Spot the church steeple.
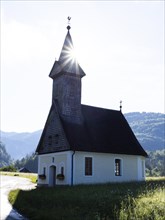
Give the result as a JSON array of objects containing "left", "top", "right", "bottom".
[
  {"left": 49, "top": 19, "right": 85, "bottom": 79},
  {"left": 49, "top": 18, "right": 85, "bottom": 124}
]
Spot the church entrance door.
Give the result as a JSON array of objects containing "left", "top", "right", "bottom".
[{"left": 49, "top": 165, "right": 56, "bottom": 187}]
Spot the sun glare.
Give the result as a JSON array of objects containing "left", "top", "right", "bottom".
[
  {"left": 65, "top": 43, "right": 77, "bottom": 62},
  {"left": 62, "top": 43, "right": 77, "bottom": 64},
  {"left": 69, "top": 47, "right": 77, "bottom": 60}
]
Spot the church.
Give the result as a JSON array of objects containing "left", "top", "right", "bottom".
[{"left": 36, "top": 20, "right": 147, "bottom": 186}]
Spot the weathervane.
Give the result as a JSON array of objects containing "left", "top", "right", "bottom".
[
  {"left": 120, "top": 100, "right": 122, "bottom": 112},
  {"left": 67, "top": 16, "right": 71, "bottom": 30}
]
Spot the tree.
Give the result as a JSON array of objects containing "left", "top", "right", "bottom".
[
  {"left": 0, "top": 142, "right": 12, "bottom": 167},
  {"left": 146, "top": 150, "right": 165, "bottom": 176},
  {"left": 14, "top": 152, "right": 38, "bottom": 173}
]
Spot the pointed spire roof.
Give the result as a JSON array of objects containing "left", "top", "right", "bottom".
[{"left": 49, "top": 25, "right": 85, "bottom": 79}]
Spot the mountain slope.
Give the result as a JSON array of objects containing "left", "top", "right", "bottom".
[
  {"left": 1, "top": 130, "right": 42, "bottom": 159},
  {"left": 125, "top": 112, "right": 164, "bottom": 151}
]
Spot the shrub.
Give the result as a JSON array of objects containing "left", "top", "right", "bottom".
[{"left": 0, "top": 165, "right": 17, "bottom": 172}]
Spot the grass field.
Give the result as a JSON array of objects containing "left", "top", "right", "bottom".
[
  {"left": 8, "top": 176, "right": 165, "bottom": 220},
  {"left": 0, "top": 171, "right": 37, "bottom": 183}
]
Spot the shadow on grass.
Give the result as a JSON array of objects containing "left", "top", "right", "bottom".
[
  {"left": 10, "top": 179, "right": 165, "bottom": 220},
  {"left": 6, "top": 208, "right": 28, "bottom": 220}
]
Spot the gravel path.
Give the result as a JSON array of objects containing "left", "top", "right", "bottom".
[{"left": 0, "top": 175, "right": 36, "bottom": 220}]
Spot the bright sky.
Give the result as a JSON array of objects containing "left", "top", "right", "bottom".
[{"left": 1, "top": 1, "right": 164, "bottom": 132}]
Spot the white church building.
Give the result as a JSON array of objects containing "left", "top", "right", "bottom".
[{"left": 36, "top": 20, "right": 147, "bottom": 186}]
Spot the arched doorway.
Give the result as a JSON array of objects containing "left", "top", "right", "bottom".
[{"left": 49, "top": 165, "right": 56, "bottom": 187}]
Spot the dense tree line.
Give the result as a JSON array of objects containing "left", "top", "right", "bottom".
[
  {"left": 14, "top": 152, "right": 38, "bottom": 173},
  {"left": 0, "top": 142, "right": 37, "bottom": 172},
  {"left": 145, "top": 149, "right": 165, "bottom": 177},
  {"left": 0, "top": 141, "right": 12, "bottom": 167}
]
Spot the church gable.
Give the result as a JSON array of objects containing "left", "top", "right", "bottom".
[{"left": 36, "top": 103, "right": 70, "bottom": 154}]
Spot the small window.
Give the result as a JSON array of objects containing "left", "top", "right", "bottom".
[
  {"left": 43, "top": 167, "right": 46, "bottom": 175},
  {"left": 54, "top": 134, "right": 59, "bottom": 144},
  {"left": 115, "top": 159, "right": 121, "bottom": 176},
  {"left": 85, "top": 157, "right": 92, "bottom": 176},
  {"left": 48, "top": 135, "right": 52, "bottom": 146}
]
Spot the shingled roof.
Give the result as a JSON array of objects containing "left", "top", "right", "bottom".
[
  {"left": 36, "top": 103, "right": 147, "bottom": 157},
  {"left": 62, "top": 104, "right": 147, "bottom": 156}
]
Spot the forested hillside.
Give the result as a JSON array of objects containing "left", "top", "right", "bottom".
[
  {"left": 0, "top": 142, "right": 12, "bottom": 167},
  {"left": 145, "top": 150, "right": 165, "bottom": 176},
  {"left": 125, "top": 112, "right": 164, "bottom": 151}
]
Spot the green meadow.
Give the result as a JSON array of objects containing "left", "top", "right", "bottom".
[
  {"left": 0, "top": 171, "right": 37, "bottom": 183},
  {"left": 8, "top": 176, "right": 165, "bottom": 220}
]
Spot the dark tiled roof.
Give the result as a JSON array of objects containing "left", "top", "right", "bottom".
[{"left": 61, "top": 105, "right": 147, "bottom": 156}]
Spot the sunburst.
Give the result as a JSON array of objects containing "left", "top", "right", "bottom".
[
  {"left": 63, "top": 43, "right": 77, "bottom": 63},
  {"left": 59, "top": 40, "right": 79, "bottom": 73}
]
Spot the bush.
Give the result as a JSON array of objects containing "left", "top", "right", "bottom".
[{"left": 0, "top": 165, "right": 17, "bottom": 172}]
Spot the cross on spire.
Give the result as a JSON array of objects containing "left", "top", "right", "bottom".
[
  {"left": 67, "top": 16, "right": 71, "bottom": 30},
  {"left": 120, "top": 100, "right": 122, "bottom": 112}
]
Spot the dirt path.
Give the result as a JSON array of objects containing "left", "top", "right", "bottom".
[{"left": 0, "top": 175, "right": 36, "bottom": 220}]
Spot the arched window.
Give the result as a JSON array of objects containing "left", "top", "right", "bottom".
[{"left": 43, "top": 167, "right": 46, "bottom": 175}]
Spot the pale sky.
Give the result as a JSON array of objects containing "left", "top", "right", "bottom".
[{"left": 1, "top": 0, "right": 164, "bottom": 132}]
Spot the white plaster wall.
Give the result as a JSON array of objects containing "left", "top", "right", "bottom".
[
  {"left": 37, "top": 151, "right": 72, "bottom": 186},
  {"left": 38, "top": 151, "right": 146, "bottom": 186},
  {"left": 137, "top": 156, "right": 146, "bottom": 181},
  {"left": 73, "top": 151, "right": 145, "bottom": 185}
]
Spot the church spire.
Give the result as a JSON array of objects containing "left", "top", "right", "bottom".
[
  {"left": 49, "top": 18, "right": 85, "bottom": 124},
  {"left": 49, "top": 18, "right": 85, "bottom": 79}
]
